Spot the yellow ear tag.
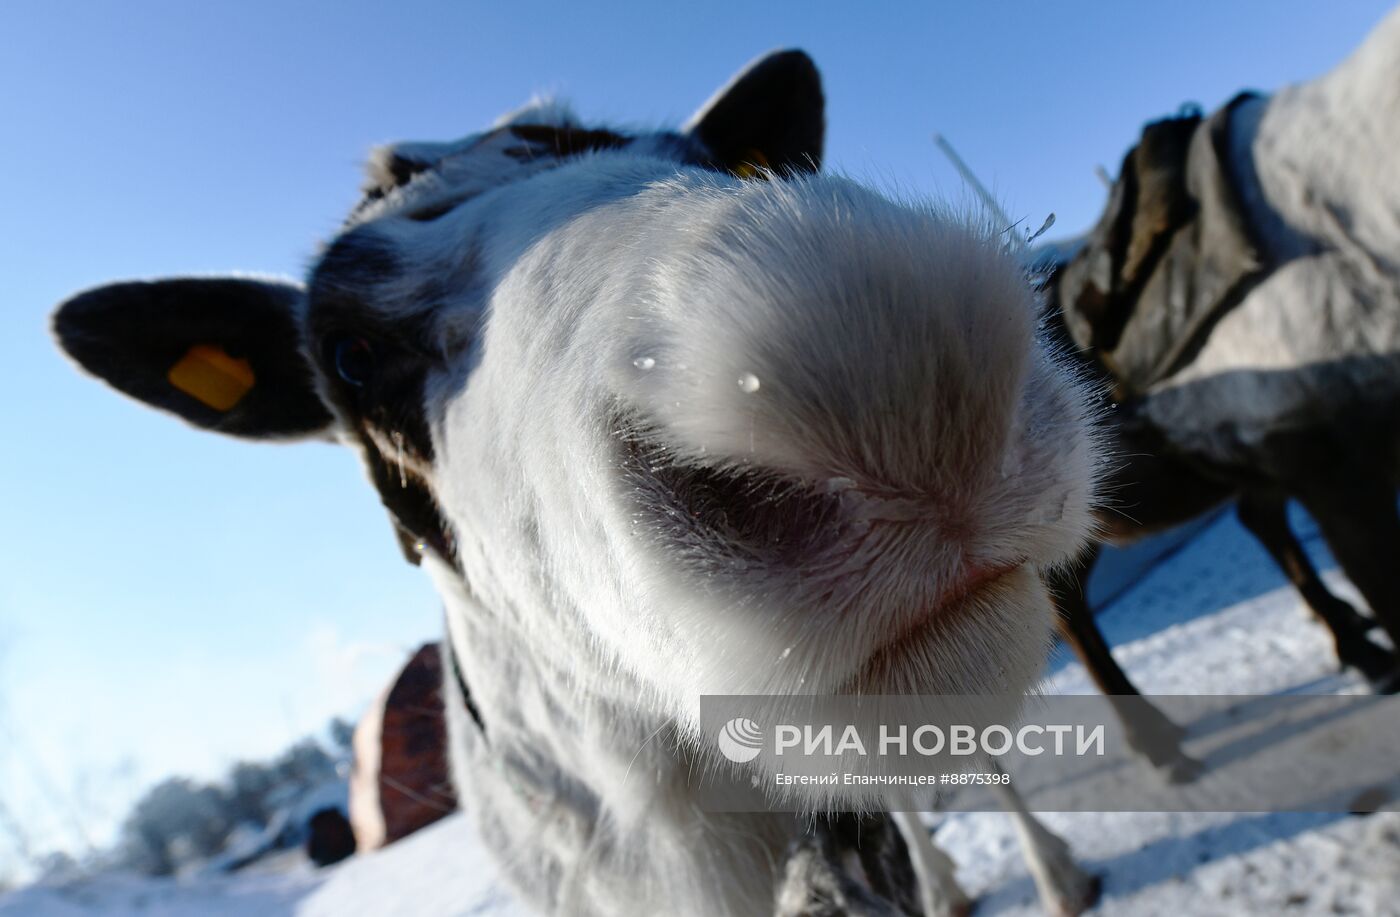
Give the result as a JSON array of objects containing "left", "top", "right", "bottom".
[
  {"left": 732, "top": 148, "right": 770, "bottom": 180},
  {"left": 167, "top": 344, "right": 256, "bottom": 411}
]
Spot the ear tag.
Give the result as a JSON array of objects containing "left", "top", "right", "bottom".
[
  {"left": 167, "top": 344, "right": 256, "bottom": 411},
  {"left": 732, "top": 148, "right": 771, "bottom": 180}
]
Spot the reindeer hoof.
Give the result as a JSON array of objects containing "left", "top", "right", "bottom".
[
  {"left": 1024, "top": 824, "right": 1101, "bottom": 917},
  {"left": 1158, "top": 751, "right": 1206, "bottom": 785},
  {"left": 1132, "top": 735, "right": 1203, "bottom": 784},
  {"left": 948, "top": 900, "right": 976, "bottom": 917},
  {"left": 1043, "top": 871, "right": 1101, "bottom": 917},
  {"left": 1366, "top": 665, "right": 1400, "bottom": 695},
  {"left": 1077, "top": 873, "right": 1104, "bottom": 913},
  {"left": 1124, "top": 706, "right": 1191, "bottom": 773},
  {"left": 1338, "top": 638, "right": 1400, "bottom": 689}
]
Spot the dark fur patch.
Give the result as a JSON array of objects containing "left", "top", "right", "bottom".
[
  {"left": 406, "top": 199, "right": 466, "bottom": 223},
  {"left": 352, "top": 154, "right": 436, "bottom": 221},
  {"left": 442, "top": 637, "right": 486, "bottom": 736},
  {"left": 388, "top": 153, "right": 432, "bottom": 188},
  {"left": 349, "top": 115, "right": 787, "bottom": 227},
  {"left": 505, "top": 124, "right": 632, "bottom": 161},
  {"left": 652, "top": 130, "right": 719, "bottom": 169},
  {"left": 362, "top": 438, "right": 456, "bottom": 564},
  {"left": 308, "top": 232, "right": 459, "bottom": 568},
  {"left": 314, "top": 230, "right": 403, "bottom": 293},
  {"left": 775, "top": 814, "right": 919, "bottom": 916}
]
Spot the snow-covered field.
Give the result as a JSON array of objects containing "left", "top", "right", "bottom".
[
  {"left": 6, "top": 506, "right": 1399, "bottom": 916},
  {"left": 942, "top": 507, "right": 1400, "bottom": 917}
]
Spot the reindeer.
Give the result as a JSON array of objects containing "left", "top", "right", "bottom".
[
  {"left": 52, "top": 52, "right": 1103, "bottom": 915},
  {"left": 1039, "top": 6, "right": 1400, "bottom": 777}
]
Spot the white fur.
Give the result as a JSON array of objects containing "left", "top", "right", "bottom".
[
  {"left": 321, "top": 117, "right": 1103, "bottom": 911},
  {"left": 57, "top": 70, "right": 1102, "bottom": 912}
]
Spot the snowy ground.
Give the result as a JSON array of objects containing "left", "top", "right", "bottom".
[
  {"left": 939, "top": 506, "right": 1400, "bottom": 917},
  {"left": 6, "top": 506, "right": 1399, "bottom": 916}
]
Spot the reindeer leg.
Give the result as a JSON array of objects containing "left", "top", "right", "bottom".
[
  {"left": 890, "top": 811, "right": 972, "bottom": 917},
  {"left": 991, "top": 769, "right": 1100, "bottom": 917},
  {"left": 774, "top": 832, "right": 903, "bottom": 916},
  {"left": 1296, "top": 470, "right": 1400, "bottom": 692},
  {"left": 1050, "top": 556, "right": 1202, "bottom": 782},
  {"left": 1235, "top": 490, "right": 1399, "bottom": 688}
]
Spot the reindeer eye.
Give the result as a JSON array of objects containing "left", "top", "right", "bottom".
[{"left": 331, "top": 336, "right": 375, "bottom": 387}]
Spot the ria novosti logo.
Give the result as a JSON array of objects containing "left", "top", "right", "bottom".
[
  {"left": 715, "top": 714, "right": 1106, "bottom": 765},
  {"left": 717, "top": 717, "right": 764, "bottom": 763}
]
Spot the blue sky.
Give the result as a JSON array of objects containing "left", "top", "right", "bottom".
[{"left": 3, "top": 0, "right": 1395, "bottom": 863}]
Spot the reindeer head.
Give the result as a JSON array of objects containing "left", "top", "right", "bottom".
[{"left": 53, "top": 52, "right": 1099, "bottom": 751}]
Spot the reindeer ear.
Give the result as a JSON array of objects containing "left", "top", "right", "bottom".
[
  {"left": 53, "top": 277, "right": 335, "bottom": 440},
  {"left": 685, "top": 49, "right": 825, "bottom": 177}
]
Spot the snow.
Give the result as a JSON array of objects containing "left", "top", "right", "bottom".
[
  {"left": 0, "top": 863, "right": 315, "bottom": 917},
  {"left": 5, "top": 505, "right": 1398, "bottom": 916},
  {"left": 936, "top": 504, "right": 1400, "bottom": 916},
  {"left": 298, "top": 816, "right": 517, "bottom": 917},
  {"left": 1, "top": 818, "right": 520, "bottom": 917}
]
